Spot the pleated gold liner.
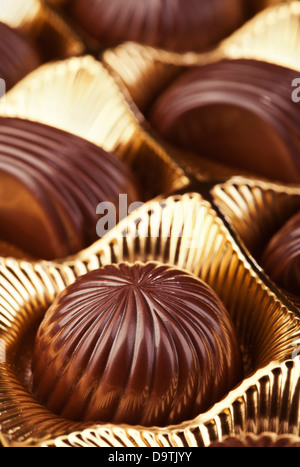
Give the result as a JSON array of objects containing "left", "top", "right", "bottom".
[
  {"left": 211, "top": 177, "right": 300, "bottom": 310},
  {"left": 0, "top": 55, "right": 189, "bottom": 203},
  {"left": 0, "top": 0, "right": 84, "bottom": 61},
  {"left": 220, "top": 0, "right": 300, "bottom": 70},
  {"left": 0, "top": 193, "right": 299, "bottom": 446}
]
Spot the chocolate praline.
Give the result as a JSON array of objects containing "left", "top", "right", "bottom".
[
  {"left": 149, "top": 59, "right": 300, "bottom": 184},
  {"left": 31, "top": 262, "right": 243, "bottom": 427},
  {"left": 70, "top": 0, "right": 244, "bottom": 52},
  {"left": 0, "top": 117, "right": 141, "bottom": 260},
  {"left": 0, "top": 22, "right": 41, "bottom": 90},
  {"left": 260, "top": 211, "right": 300, "bottom": 297}
]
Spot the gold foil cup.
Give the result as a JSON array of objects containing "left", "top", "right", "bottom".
[
  {"left": 0, "top": 0, "right": 84, "bottom": 61},
  {"left": 220, "top": 0, "right": 300, "bottom": 71},
  {"left": 0, "top": 192, "right": 299, "bottom": 446},
  {"left": 211, "top": 176, "right": 300, "bottom": 310}
]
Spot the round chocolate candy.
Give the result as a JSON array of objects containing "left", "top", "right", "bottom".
[
  {"left": 70, "top": 0, "right": 244, "bottom": 52},
  {"left": 149, "top": 59, "right": 300, "bottom": 184},
  {"left": 260, "top": 211, "right": 300, "bottom": 297},
  {"left": 0, "top": 117, "right": 140, "bottom": 260},
  {"left": 0, "top": 22, "right": 41, "bottom": 90},
  {"left": 31, "top": 262, "right": 243, "bottom": 427}
]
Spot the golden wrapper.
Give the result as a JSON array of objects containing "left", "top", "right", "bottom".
[
  {"left": 220, "top": 0, "right": 300, "bottom": 71},
  {"left": 0, "top": 192, "right": 299, "bottom": 447}
]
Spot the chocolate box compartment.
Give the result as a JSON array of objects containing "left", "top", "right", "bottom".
[
  {"left": 0, "top": 192, "right": 299, "bottom": 446},
  {"left": 0, "top": 0, "right": 299, "bottom": 448},
  {"left": 211, "top": 176, "right": 300, "bottom": 310}
]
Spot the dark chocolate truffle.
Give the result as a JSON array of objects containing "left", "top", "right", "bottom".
[
  {"left": 209, "top": 432, "right": 300, "bottom": 447},
  {"left": 0, "top": 22, "right": 41, "bottom": 90},
  {"left": 0, "top": 118, "right": 140, "bottom": 260},
  {"left": 31, "top": 262, "right": 243, "bottom": 427},
  {"left": 261, "top": 211, "right": 300, "bottom": 297},
  {"left": 149, "top": 59, "right": 300, "bottom": 184},
  {"left": 71, "top": 0, "right": 244, "bottom": 52}
]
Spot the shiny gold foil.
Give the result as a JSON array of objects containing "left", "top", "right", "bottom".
[
  {"left": 220, "top": 0, "right": 300, "bottom": 71},
  {"left": 0, "top": 193, "right": 299, "bottom": 446}
]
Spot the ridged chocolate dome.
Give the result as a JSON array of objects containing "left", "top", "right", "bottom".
[
  {"left": 31, "top": 262, "right": 243, "bottom": 427},
  {"left": 150, "top": 59, "right": 300, "bottom": 184},
  {"left": 0, "top": 22, "right": 41, "bottom": 90},
  {"left": 71, "top": 0, "right": 244, "bottom": 52},
  {"left": 0, "top": 117, "right": 140, "bottom": 260},
  {"left": 261, "top": 211, "right": 300, "bottom": 297}
]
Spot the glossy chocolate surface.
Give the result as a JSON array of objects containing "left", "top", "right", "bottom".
[
  {"left": 0, "top": 22, "right": 41, "bottom": 90},
  {"left": 31, "top": 262, "right": 243, "bottom": 427},
  {"left": 150, "top": 59, "right": 300, "bottom": 183},
  {"left": 71, "top": 0, "right": 244, "bottom": 52},
  {"left": 261, "top": 211, "right": 300, "bottom": 297},
  {"left": 0, "top": 118, "right": 140, "bottom": 260}
]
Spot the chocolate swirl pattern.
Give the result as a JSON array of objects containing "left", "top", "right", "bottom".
[
  {"left": 0, "top": 117, "right": 140, "bottom": 260},
  {"left": 31, "top": 262, "right": 243, "bottom": 427},
  {"left": 71, "top": 0, "right": 244, "bottom": 52},
  {"left": 261, "top": 211, "right": 300, "bottom": 297}
]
